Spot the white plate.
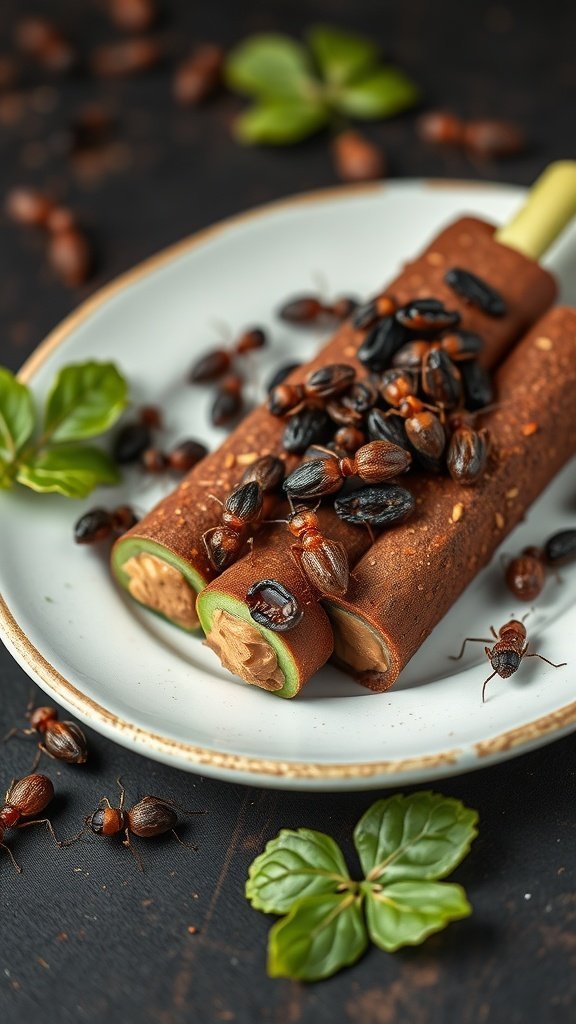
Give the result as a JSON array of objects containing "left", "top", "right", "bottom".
[{"left": 1, "top": 180, "right": 575, "bottom": 791}]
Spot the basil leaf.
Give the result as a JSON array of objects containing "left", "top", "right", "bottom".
[
  {"left": 0, "top": 367, "right": 35, "bottom": 459},
  {"left": 226, "top": 35, "right": 316, "bottom": 99},
  {"left": 268, "top": 894, "right": 367, "bottom": 981},
  {"left": 354, "top": 792, "right": 478, "bottom": 883},
  {"left": 365, "top": 880, "right": 471, "bottom": 952},
  {"left": 234, "top": 99, "right": 328, "bottom": 145},
  {"left": 246, "top": 828, "right": 351, "bottom": 914},
  {"left": 307, "top": 25, "right": 378, "bottom": 87},
  {"left": 16, "top": 444, "right": 120, "bottom": 498},
  {"left": 44, "top": 361, "right": 127, "bottom": 443},
  {"left": 336, "top": 68, "right": 419, "bottom": 119}
]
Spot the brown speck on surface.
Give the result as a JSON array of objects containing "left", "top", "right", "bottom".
[
  {"left": 37, "top": 958, "right": 50, "bottom": 970},
  {"left": 426, "top": 251, "right": 445, "bottom": 265},
  {"left": 56, "top": 932, "right": 68, "bottom": 942},
  {"left": 506, "top": 487, "right": 519, "bottom": 499},
  {"left": 236, "top": 452, "right": 258, "bottom": 465},
  {"left": 535, "top": 336, "right": 553, "bottom": 350},
  {"left": 521, "top": 421, "right": 539, "bottom": 436},
  {"left": 224, "top": 453, "right": 236, "bottom": 469},
  {"left": 344, "top": 345, "right": 356, "bottom": 357},
  {"left": 495, "top": 512, "right": 505, "bottom": 529},
  {"left": 451, "top": 502, "right": 465, "bottom": 523}
]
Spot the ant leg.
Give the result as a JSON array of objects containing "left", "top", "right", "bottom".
[
  {"left": 2, "top": 727, "right": 32, "bottom": 743},
  {"left": 524, "top": 653, "right": 567, "bottom": 669},
  {"left": 59, "top": 825, "right": 89, "bottom": 847},
  {"left": 482, "top": 669, "right": 498, "bottom": 703},
  {"left": 16, "top": 817, "right": 62, "bottom": 849},
  {"left": 363, "top": 522, "right": 376, "bottom": 545},
  {"left": 116, "top": 778, "right": 127, "bottom": 811},
  {"left": 30, "top": 745, "right": 44, "bottom": 771},
  {"left": 207, "top": 494, "right": 224, "bottom": 509},
  {"left": 490, "top": 625, "right": 498, "bottom": 639},
  {"left": 0, "top": 841, "right": 22, "bottom": 874},
  {"left": 450, "top": 637, "right": 492, "bottom": 661},
  {"left": 170, "top": 828, "right": 198, "bottom": 851},
  {"left": 122, "top": 829, "right": 144, "bottom": 872}
]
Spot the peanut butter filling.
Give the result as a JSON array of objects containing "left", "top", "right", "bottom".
[
  {"left": 205, "top": 609, "right": 284, "bottom": 691},
  {"left": 329, "top": 605, "right": 390, "bottom": 675},
  {"left": 123, "top": 553, "right": 199, "bottom": 630}
]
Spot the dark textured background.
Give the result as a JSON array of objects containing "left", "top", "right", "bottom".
[{"left": 1, "top": 2, "right": 575, "bottom": 1022}]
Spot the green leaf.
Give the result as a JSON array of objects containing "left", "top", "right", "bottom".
[
  {"left": 307, "top": 25, "right": 378, "bottom": 87},
  {"left": 234, "top": 99, "right": 328, "bottom": 145},
  {"left": 226, "top": 34, "right": 316, "bottom": 99},
  {"left": 16, "top": 444, "right": 120, "bottom": 498},
  {"left": 354, "top": 792, "right": 478, "bottom": 883},
  {"left": 246, "top": 828, "right": 352, "bottom": 914},
  {"left": 336, "top": 67, "right": 419, "bottom": 119},
  {"left": 44, "top": 361, "right": 127, "bottom": 443},
  {"left": 0, "top": 367, "right": 35, "bottom": 460},
  {"left": 0, "top": 453, "right": 14, "bottom": 489},
  {"left": 365, "top": 880, "right": 471, "bottom": 952},
  {"left": 268, "top": 894, "right": 367, "bottom": 981}
]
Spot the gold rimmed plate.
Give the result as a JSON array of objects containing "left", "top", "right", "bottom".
[{"left": 1, "top": 180, "right": 575, "bottom": 790}]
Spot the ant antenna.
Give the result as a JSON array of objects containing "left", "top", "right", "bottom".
[{"left": 482, "top": 669, "right": 498, "bottom": 703}]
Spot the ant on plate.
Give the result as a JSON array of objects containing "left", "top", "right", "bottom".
[{"left": 451, "top": 615, "right": 567, "bottom": 702}]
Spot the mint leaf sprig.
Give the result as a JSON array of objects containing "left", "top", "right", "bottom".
[
  {"left": 0, "top": 361, "right": 127, "bottom": 498},
  {"left": 246, "top": 791, "right": 478, "bottom": 981},
  {"left": 226, "top": 26, "right": 419, "bottom": 146}
]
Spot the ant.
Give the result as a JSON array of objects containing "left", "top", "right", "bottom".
[
  {"left": 202, "top": 481, "right": 263, "bottom": 571},
  {"left": 63, "top": 778, "right": 206, "bottom": 871},
  {"left": 451, "top": 615, "right": 567, "bottom": 702},
  {"left": 283, "top": 439, "right": 411, "bottom": 500},
  {"left": 0, "top": 774, "right": 60, "bottom": 873},
  {"left": 379, "top": 368, "right": 448, "bottom": 466},
  {"left": 4, "top": 697, "right": 88, "bottom": 769},
  {"left": 445, "top": 410, "right": 490, "bottom": 486},
  {"left": 268, "top": 363, "right": 356, "bottom": 417},
  {"left": 266, "top": 504, "right": 350, "bottom": 598}
]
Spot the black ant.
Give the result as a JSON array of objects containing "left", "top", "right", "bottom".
[
  {"left": 0, "top": 774, "right": 61, "bottom": 873},
  {"left": 451, "top": 616, "right": 567, "bottom": 702},
  {"left": 63, "top": 778, "right": 206, "bottom": 871},
  {"left": 4, "top": 697, "right": 88, "bottom": 769},
  {"left": 202, "top": 481, "right": 263, "bottom": 571}
]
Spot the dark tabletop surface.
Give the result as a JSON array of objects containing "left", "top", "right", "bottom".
[{"left": 1, "top": 1, "right": 575, "bottom": 1022}]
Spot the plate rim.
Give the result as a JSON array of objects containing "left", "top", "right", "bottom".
[{"left": 2, "top": 178, "right": 575, "bottom": 784}]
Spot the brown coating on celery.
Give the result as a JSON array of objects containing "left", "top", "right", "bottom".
[
  {"left": 199, "top": 519, "right": 337, "bottom": 695},
  {"left": 329, "top": 307, "right": 576, "bottom": 690},
  {"left": 112, "top": 217, "right": 555, "bottom": 599}
]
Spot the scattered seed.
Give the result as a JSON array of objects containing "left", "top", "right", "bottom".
[
  {"left": 451, "top": 503, "right": 464, "bottom": 523},
  {"left": 173, "top": 44, "right": 223, "bottom": 105},
  {"left": 521, "top": 421, "right": 538, "bottom": 436},
  {"left": 495, "top": 512, "right": 505, "bottom": 529},
  {"left": 168, "top": 440, "right": 208, "bottom": 473},
  {"left": 444, "top": 267, "right": 507, "bottom": 317},
  {"left": 332, "top": 130, "right": 385, "bottom": 183},
  {"left": 535, "top": 336, "right": 553, "bottom": 351}
]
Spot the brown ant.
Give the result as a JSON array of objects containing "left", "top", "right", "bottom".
[
  {"left": 451, "top": 616, "right": 567, "bottom": 702},
  {"left": 268, "top": 363, "right": 356, "bottom": 417},
  {"left": 0, "top": 774, "right": 61, "bottom": 873},
  {"left": 63, "top": 778, "right": 205, "bottom": 871},
  {"left": 266, "top": 504, "right": 350, "bottom": 598},
  {"left": 4, "top": 697, "right": 88, "bottom": 769},
  {"left": 283, "top": 439, "right": 411, "bottom": 500},
  {"left": 379, "top": 369, "right": 447, "bottom": 466},
  {"left": 202, "top": 481, "right": 263, "bottom": 571}
]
